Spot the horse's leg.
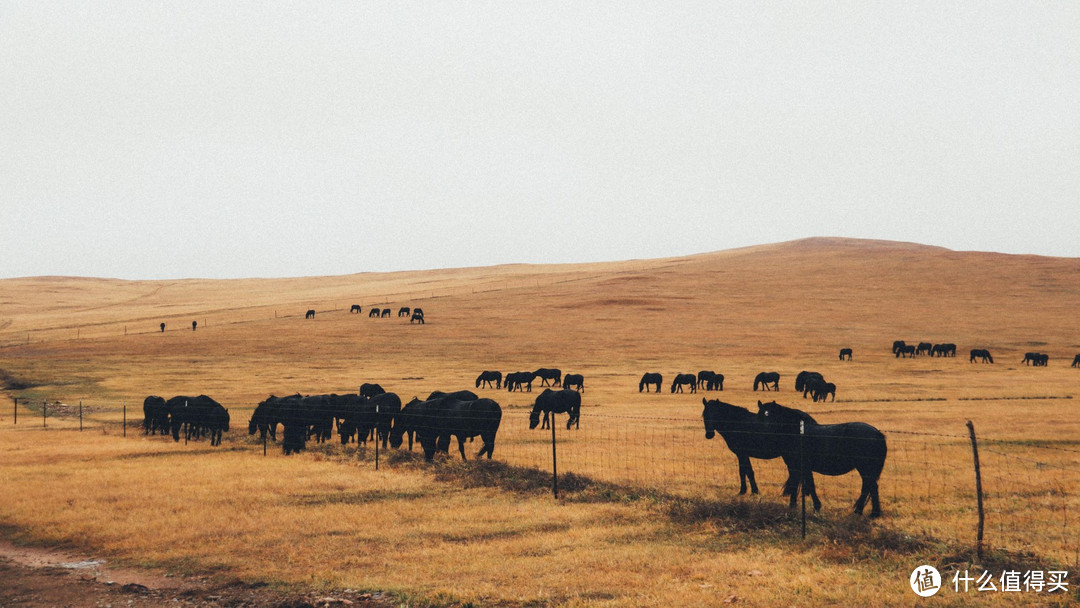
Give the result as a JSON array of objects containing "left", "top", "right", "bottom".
[
  {"left": 736, "top": 455, "right": 752, "bottom": 494},
  {"left": 804, "top": 473, "right": 822, "bottom": 511},
  {"left": 457, "top": 436, "right": 467, "bottom": 461}
]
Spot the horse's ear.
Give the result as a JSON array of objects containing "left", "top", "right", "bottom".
[
  {"left": 702, "top": 398, "right": 707, "bottom": 406},
  {"left": 757, "top": 400, "right": 763, "bottom": 407}
]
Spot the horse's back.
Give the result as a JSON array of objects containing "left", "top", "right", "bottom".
[{"left": 808, "top": 421, "right": 886, "bottom": 475}]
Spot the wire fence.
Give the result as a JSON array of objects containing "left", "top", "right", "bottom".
[{"left": 4, "top": 395, "right": 1079, "bottom": 568}]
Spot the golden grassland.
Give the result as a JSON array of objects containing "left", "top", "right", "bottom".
[{"left": 2, "top": 237, "right": 1080, "bottom": 606}]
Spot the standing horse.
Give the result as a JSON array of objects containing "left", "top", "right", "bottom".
[
  {"left": 1073, "top": 354, "right": 1080, "bottom": 368},
  {"left": 305, "top": 309, "right": 316, "bottom": 319},
  {"left": 562, "top": 373, "right": 584, "bottom": 392},
  {"left": 757, "top": 400, "right": 887, "bottom": 517},
  {"left": 970, "top": 349, "right": 994, "bottom": 363},
  {"left": 753, "top": 372, "right": 780, "bottom": 391},
  {"left": 533, "top": 368, "right": 562, "bottom": 387},
  {"left": 398, "top": 307, "right": 411, "bottom": 317},
  {"left": 639, "top": 372, "right": 663, "bottom": 393},
  {"left": 794, "top": 371, "right": 824, "bottom": 397},
  {"left": 476, "top": 370, "right": 503, "bottom": 389},
  {"left": 838, "top": 348, "right": 852, "bottom": 360},
  {"left": 697, "top": 371, "right": 724, "bottom": 391},
  {"left": 702, "top": 399, "right": 813, "bottom": 498},
  {"left": 529, "top": 388, "right": 581, "bottom": 430},
  {"left": 350, "top": 304, "right": 361, "bottom": 314},
  {"left": 670, "top": 373, "right": 697, "bottom": 393}
]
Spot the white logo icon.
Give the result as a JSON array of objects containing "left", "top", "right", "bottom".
[{"left": 911, "top": 565, "right": 942, "bottom": 597}]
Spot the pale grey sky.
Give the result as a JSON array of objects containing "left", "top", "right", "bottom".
[{"left": 3, "top": 2, "right": 1078, "bottom": 279}]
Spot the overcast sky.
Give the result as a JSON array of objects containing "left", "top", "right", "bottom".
[{"left": 3, "top": 2, "right": 1078, "bottom": 280}]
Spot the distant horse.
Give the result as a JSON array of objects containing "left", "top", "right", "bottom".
[
  {"left": 838, "top": 348, "right": 852, "bottom": 361},
  {"left": 368, "top": 308, "right": 380, "bottom": 318},
  {"left": 350, "top": 305, "right": 361, "bottom": 314},
  {"left": 670, "top": 373, "right": 697, "bottom": 394},
  {"left": 396, "top": 395, "right": 502, "bottom": 461},
  {"left": 192, "top": 320, "right": 197, "bottom": 331},
  {"left": 934, "top": 343, "right": 957, "bottom": 357},
  {"left": 476, "top": 370, "right": 503, "bottom": 389},
  {"left": 305, "top": 309, "right": 316, "bottom": 319},
  {"left": 160, "top": 322, "right": 166, "bottom": 333},
  {"left": 381, "top": 308, "right": 391, "bottom": 318},
  {"left": 895, "top": 344, "right": 916, "bottom": 358},
  {"left": 794, "top": 371, "right": 824, "bottom": 397},
  {"left": 427, "top": 390, "right": 479, "bottom": 401},
  {"left": 891, "top": 340, "right": 907, "bottom": 355},
  {"left": 533, "top": 368, "right": 562, "bottom": 387},
  {"left": 410, "top": 310, "right": 425, "bottom": 324},
  {"left": 505, "top": 371, "right": 536, "bottom": 392},
  {"left": 757, "top": 400, "right": 887, "bottom": 517},
  {"left": 810, "top": 381, "right": 836, "bottom": 403},
  {"left": 970, "top": 349, "right": 994, "bottom": 363},
  {"left": 753, "top": 372, "right": 780, "bottom": 391},
  {"left": 639, "top": 372, "right": 663, "bottom": 393},
  {"left": 530, "top": 388, "right": 581, "bottom": 430},
  {"left": 702, "top": 398, "right": 812, "bottom": 498},
  {"left": 916, "top": 342, "right": 933, "bottom": 356},
  {"left": 698, "top": 371, "right": 724, "bottom": 391},
  {"left": 412, "top": 308, "right": 424, "bottom": 317},
  {"left": 1073, "top": 354, "right": 1080, "bottom": 368},
  {"left": 1022, "top": 352, "right": 1048, "bottom": 366},
  {"left": 398, "top": 307, "right": 411, "bottom": 317},
  {"left": 359, "top": 383, "right": 385, "bottom": 397},
  {"left": 562, "top": 373, "right": 584, "bottom": 392}
]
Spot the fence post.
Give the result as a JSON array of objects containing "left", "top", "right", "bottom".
[
  {"left": 551, "top": 416, "right": 559, "bottom": 499},
  {"left": 966, "top": 420, "right": 985, "bottom": 560},
  {"left": 123, "top": 402, "right": 127, "bottom": 437},
  {"left": 800, "top": 419, "right": 806, "bottom": 539},
  {"left": 13, "top": 397, "right": 16, "bottom": 425},
  {"left": 79, "top": 401, "right": 83, "bottom": 431},
  {"left": 43, "top": 399, "right": 46, "bottom": 428},
  {"left": 375, "top": 403, "right": 380, "bottom": 471}
]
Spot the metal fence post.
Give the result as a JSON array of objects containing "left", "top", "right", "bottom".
[
  {"left": 967, "top": 420, "right": 985, "bottom": 560},
  {"left": 800, "top": 419, "right": 806, "bottom": 539},
  {"left": 551, "top": 416, "right": 559, "bottom": 499}
]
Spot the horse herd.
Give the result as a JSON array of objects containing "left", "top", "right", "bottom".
[
  {"left": 475, "top": 369, "right": 586, "bottom": 393},
  {"left": 892, "top": 340, "right": 1080, "bottom": 367}
]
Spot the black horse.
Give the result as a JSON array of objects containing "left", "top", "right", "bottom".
[
  {"left": 368, "top": 308, "right": 380, "bottom": 318},
  {"left": 970, "top": 348, "right": 994, "bottom": 363},
  {"left": 895, "top": 344, "right": 916, "bottom": 358},
  {"left": 794, "top": 371, "right": 824, "bottom": 397},
  {"left": 360, "top": 383, "right": 385, "bottom": 397},
  {"left": 533, "top": 368, "right": 562, "bottom": 387},
  {"left": 670, "top": 373, "right": 697, "bottom": 394},
  {"left": 639, "top": 372, "right": 663, "bottom": 393},
  {"left": 757, "top": 400, "right": 887, "bottom": 517},
  {"left": 562, "top": 373, "right": 584, "bottom": 392},
  {"left": 398, "top": 307, "right": 411, "bottom": 317},
  {"left": 350, "top": 304, "right": 361, "bottom": 314},
  {"left": 305, "top": 309, "right": 316, "bottom": 319},
  {"left": 160, "top": 322, "right": 165, "bottom": 333},
  {"left": 753, "top": 372, "right": 780, "bottom": 391},
  {"left": 410, "top": 310, "right": 425, "bottom": 324},
  {"left": 505, "top": 371, "right": 536, "bottom": 392},
  {"left": 529, "top": 388, "right": 581, "bottom": 430},
  {"left": 397, "top": 396, "right": 501, "bottom": 460},
  {"left": 380, "top": 308, "right": 391, "bottom": 318},
  {"left": 476, "top": 370, "right": 503, "bottom": 389},
  {"left": 1073, "top": 354, "right": 1080, "bottom": 368},
  {"left": 697, "top": 371, "right": 724, "bottom": 391},
  {"left": 916, "top": 342, "right": 933, "bottom": 356},
  {"left": 167, "top": 395, "right": 229, "bottom": 446},
  {"left": 142, "top": 395, "right": 169, "bottom": 436},
  {"left": 702, "top": 398, "right": 812, "bottom": 498},
  {"left": 810, "top": 381, "right": 836, "bottom": 403},
  {"left": 891, "top": 340, "right": 907, "bottom": 355},
  {"left": 838, "top": 348, "right": 852, "bottom": 361}
]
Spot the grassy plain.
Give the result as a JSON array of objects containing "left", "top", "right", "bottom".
[{"left": 1, "top": 237, "right": 1079, "bottom": 606}]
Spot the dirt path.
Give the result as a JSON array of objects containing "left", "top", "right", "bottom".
[{"left": 0, "top": 541, "right": 393, "bottom": 608}]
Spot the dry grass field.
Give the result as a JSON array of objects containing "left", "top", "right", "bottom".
[{"left": 2, "top": 237, "right": 1079, "bottom": 606}]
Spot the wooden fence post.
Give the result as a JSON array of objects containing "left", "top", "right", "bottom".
[{"left": 966, "top": 420, "right": 985, "bottom": 560}]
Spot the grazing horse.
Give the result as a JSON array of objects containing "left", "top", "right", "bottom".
[
  {"left": 350, "top": 304, "right": 361, "bottom": 314},
  {"left": 368, "top": 308, "right": 380, "bottom": 318},
  {"left": 476, "top": 370, "right": 503, "bottom": 389},
  {"left": 142, "top": 395, "right": 169, "bottom": 436},
  {"left": 810, "top": 381, "right": 836, "bottom": 403},
  {"left": 698, "top": 371, "right": 724, "bottom": 391},
  {"left": 670, "top": 373, "right": 697, "bottom": 394},
  {"left": 757, "top": 400, "right": 887, "bottom": 517},
  {"left": 936, "top": 343, "right": 957, "bottom": 357},
  {"left": 305, "top": 309, "right": 316, "bottom": 319},
  {"left": 702, "top": 399, "right": 812, "bottom": 498},
  {"left": 397, "top": 396, "right": 501, "bottom": 461},
  {"left": 895, "top": 344, "right": 916, "bottom": 358},
  {"left": 916, "top": 342, "right": 933, "bottom": 356},
  {"left": 753, "top": 372, "right": 780, "bottom": 391},
  {"left": 639, "top": 372, "right": 663, "bottom": 393},
  {"left": 891, "top": 340, "right": 907, "bottom": 355},
  {"left": 794, "top": 371, "right": 824, "bottom": 397},
  {"left": 1073, "top": 354, "right": 1080, "bottom": 368},
  {"left": 381, "top": 308, "right": 391, "bottom": 318},
  {"left": 838, "top": 348, "right": 852, "bottom": 361},
  {"left": 1022, "top": 352, "right": 1049, "bottom": 366},
  {"left": 970, "top": 349, "right": 994, "bottom": 363},
  {"left": 398, "top": 307, "right": 411, "bottom": 317},
  {"left": 412, "top": 307, "right": 424, "bottom": 317},
  {"left": 530, "top": 388, "right": 581, "bottom": 430},
  {"left": 505, "top": 371, "right": 536, "bottom": 392},
  {"left": 533, "top": 368, "right": 562, "bottom": 387},
  {"left": 410, "top": 310, "right": 425, "bottom": 324},
  {"left": 562, "top": 373, "right": 584, "bottom": 392}
]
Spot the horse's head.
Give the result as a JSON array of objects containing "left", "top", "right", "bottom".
[
  {"left": 528, "top": 408, "right": 541, "bottom": 429},
  {"left": 702, "top": 398, "right": 717, "bottom": 439}
]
